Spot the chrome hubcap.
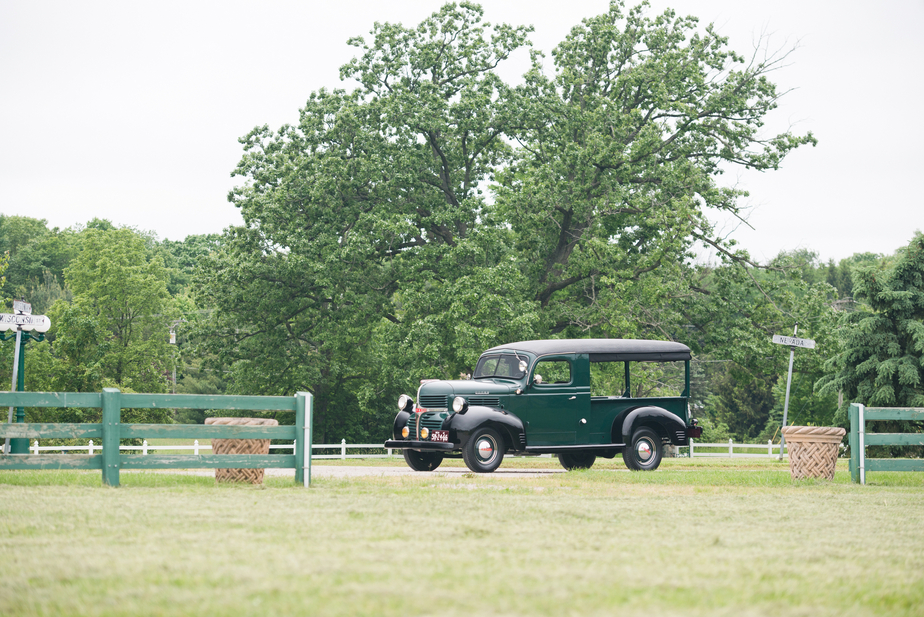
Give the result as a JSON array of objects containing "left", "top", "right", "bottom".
[
  {"left": 636, "top": 440, "right": 652, "bottom": 461},
  {"left": 476, "top": 437, "right": 495, "bottom": 462}
]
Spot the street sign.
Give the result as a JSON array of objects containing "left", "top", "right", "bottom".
[
  {"left": 772, "top": 334, "right": 815, "bottom": 349},
  {"left": 12, "top": 300, "right": 31, "bottom": 315},
  {"left": 0, "top": 313, "right": 51, "bottom": 332}
]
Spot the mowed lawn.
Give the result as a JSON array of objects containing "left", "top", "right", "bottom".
[{"left": 1, "top": 459, "right": 922, "bottom": 617}]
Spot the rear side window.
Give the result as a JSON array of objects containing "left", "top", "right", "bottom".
[{"left": 533, "top": 359, "right": 571, "bottom": 385}]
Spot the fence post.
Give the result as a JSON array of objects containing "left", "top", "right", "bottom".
[
  {"left": 858, "top": 404, "right": 866, "bottom": 485},
  {"left": 729, "top": 438, "right": 733, "bottom": 458},
  {"left": 768, "top": 440, "right": 772, "bottom": 456},
  {"left": 194, "top": 440, "right": 199, "bottom": 455},
  {"left": 89, "top": 440, "right": 94, "bottom": 455},
  {"left": 294, "top": 392, "right": 307, "bottom": 486},
  {"left": 341, "top": 438, "right": 346, "bottom": 460},
  {"left": 849, "top": 403, "right": 859, "bottom": 483},
  {"left": 142, "top": 440, "right": 148, "bottom": 455},
  {"left": 689, "top": 439, "right": 694, "bottom": 459},
  {"left": 32, "top": 440, "right": 39, "bottom": 455},
  {"left": 101, "top": 388, "right": 122, "bottom": 487}
]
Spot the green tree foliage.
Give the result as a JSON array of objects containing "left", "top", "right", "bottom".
[
  {"left": 159, "top": 233, "right": 223, "bottom": 294},
  {"left": 820, "top": 234, "right": 924, "bottom": 409},
  {"left": 195, "top": 3, "right": 536, "bottom": 440},
  {"left": 0, "top": 216, "right": 80, "bottom": 297},
  {"left": 683, "top": 250, "right": 839, "bottom": 439},
  {"left": 194, "top": 2, "right": 816, "bottom": 441},
  {"left": 28, "top": 228, "right": 177, "bottom": 402},
  {"left": 494, "top": 1, "right": 815, "bottom": 335}
]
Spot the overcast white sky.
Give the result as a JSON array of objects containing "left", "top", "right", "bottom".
[{"left": 1, "top": 0, "right": 922, "bottom": 263}]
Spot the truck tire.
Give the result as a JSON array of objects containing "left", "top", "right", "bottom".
[
  {"left": 622, "top": 427, "right": 662, "bottom": 471},
  {"left": 462, "top": 427, "right": 504, "bottom": 473},
  {"left": 558, "top": 451, "right": 597, "bottom": 470},
  {"left": 403, "top": 449, "right": 443, "bottom": 471}
]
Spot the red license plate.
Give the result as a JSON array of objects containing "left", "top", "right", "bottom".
[{"left": 431, "top": 430, "right": 449, "bottom": 442}]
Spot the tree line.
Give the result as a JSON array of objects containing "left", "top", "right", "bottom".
[{"left": 1, "top": 2, "right": 921, "bottom": 449}]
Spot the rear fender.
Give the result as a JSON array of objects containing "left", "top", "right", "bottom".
[
  {"left": 447, "top": 406, "right": 526, "bottom": 452},
  {"left": 617, "top": 406, "right": 688, "bottom": 445}
]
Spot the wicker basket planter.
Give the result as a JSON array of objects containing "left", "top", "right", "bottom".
[
  {"left": 781, "top": 426, "right": 846, "bottom": 480},
  {"left": 205, "top": 417, "right": 278, "bottom": 484}
]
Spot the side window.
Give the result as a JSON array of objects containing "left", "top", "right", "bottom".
[
  {"left": 590, "top": 362, "right": 625, "bottom": 397},
  {"left": 534, "top": 359, "right": 571, "bottom": 385}
]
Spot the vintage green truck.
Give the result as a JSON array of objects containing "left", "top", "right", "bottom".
[{"left": 384, "top": 339, "right": 701, "bottom": 473}]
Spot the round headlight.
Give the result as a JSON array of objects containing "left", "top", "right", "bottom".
[
  {"left": 420, "top": 427, "right": 429, "bottom": 440},
  {"left": 452, "top": 396, "right": 468, "bottom": 413},
  {"left": 401, "top": 426, "right": 409, "bottom": 438},
  {"left": 398, "top": 394, "right": 413, "bottom": 412}
]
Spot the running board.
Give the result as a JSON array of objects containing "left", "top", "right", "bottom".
[{"left": 525, "top": 443, "right": 625, "bottom": 454}]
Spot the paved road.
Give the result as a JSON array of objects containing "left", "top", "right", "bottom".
[{"left": 267, "top": 465, "right": 568, "bottom": 478}]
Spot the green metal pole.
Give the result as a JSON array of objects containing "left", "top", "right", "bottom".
[{"left": 9, "top": 333, "right": 28, "bottom": 454}]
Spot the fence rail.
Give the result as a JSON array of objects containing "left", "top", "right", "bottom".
[
  {"left": 0, "top": 389, "right": 314, "bottom": 486},
  {"left": 23, "top": 436, "right": 797, "bottom": 462},
  {"left": 849, "top": 403, "right": 924, "bottom": 484},
  {"left": 24, "top": 439, "right": 400, "bottom": 460},
  {"left": 684, "top": 439, "right": 787, "bottom": 459}
]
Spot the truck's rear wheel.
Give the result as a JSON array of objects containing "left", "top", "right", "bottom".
[
  {"left": 622, "top": 427, "right": 662, "bottom": 471},
  {"left": 403, "top": 449, "right": 443, "bottom": 472}
]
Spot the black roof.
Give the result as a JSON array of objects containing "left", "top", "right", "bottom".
[{"left": 484, "top": 339, "right": 691, "bottom": 362}]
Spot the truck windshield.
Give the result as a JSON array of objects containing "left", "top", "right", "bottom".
[{"left": 473, "top": 355, "right": 526, "bottom": 379}]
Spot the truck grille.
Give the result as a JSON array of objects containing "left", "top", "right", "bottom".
[
  {"left": 418, "top": 395, "right": 448, "bottom": 409},
  {"left": 405, "top": 412, "right": 446, "bottom": 433}
]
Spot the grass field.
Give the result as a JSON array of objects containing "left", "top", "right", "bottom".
[{"left": 1, "top": 459, "right": 922, "bottom": 616}]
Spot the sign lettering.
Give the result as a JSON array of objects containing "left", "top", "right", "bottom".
[
  {"left": 0, "top": 313, "right": 51, "bottom": 332},
  {"left": 772, "top": 334, "right": 815, "bottom": 349}
]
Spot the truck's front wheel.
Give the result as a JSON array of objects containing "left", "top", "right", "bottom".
[
  {"left": 403, "top": 449, "right": 444, "bottom": 472},
  {"left": 462, "top": 428, "right": 504, "bottom": 473}
]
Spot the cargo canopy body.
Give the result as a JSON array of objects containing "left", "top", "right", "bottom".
[{"left": 486, "top": 339, "right": 692, "bottom": 362}]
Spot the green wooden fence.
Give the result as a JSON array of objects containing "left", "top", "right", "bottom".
[
  {"left": 849, "top": 403, "right": 924, "bottom": 484},
  {"left": 0, "top": 388, "right": 314, "bottom": 487}
]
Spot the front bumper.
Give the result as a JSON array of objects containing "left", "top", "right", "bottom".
[{"left": 384, "top": 440, "right": 457, "bottom": 452}]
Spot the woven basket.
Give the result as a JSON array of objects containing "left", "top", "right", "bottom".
[
  {"left": 781, "top": 426, "right": 846, "bottom": 480},
  {"left": 205, "top": 417, "right": 278, "bottom": 484}
]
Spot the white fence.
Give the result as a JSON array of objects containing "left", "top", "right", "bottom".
[
  {"left": 26, "top": 439, "right": 401, "bottom": 460},
  {"left": 28, "top": 438, "right": 830, "bottom": 461},
  {"left": 685, "top": 439, "right": 787, "bottom": 459}
]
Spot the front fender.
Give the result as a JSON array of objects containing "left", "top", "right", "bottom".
[
  {"left": 447, "top": 406, "right": 526, "bottom": 452},
  {"left": 392, "top": 410, "right": 411, "bottom": 440},
  {"left": 618, "top": 406, "right": 688, "bottom": 445}
]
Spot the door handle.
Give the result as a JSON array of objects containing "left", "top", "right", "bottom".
[{"left": 569, "top": 396, "right": 576, "bottom": 400}]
